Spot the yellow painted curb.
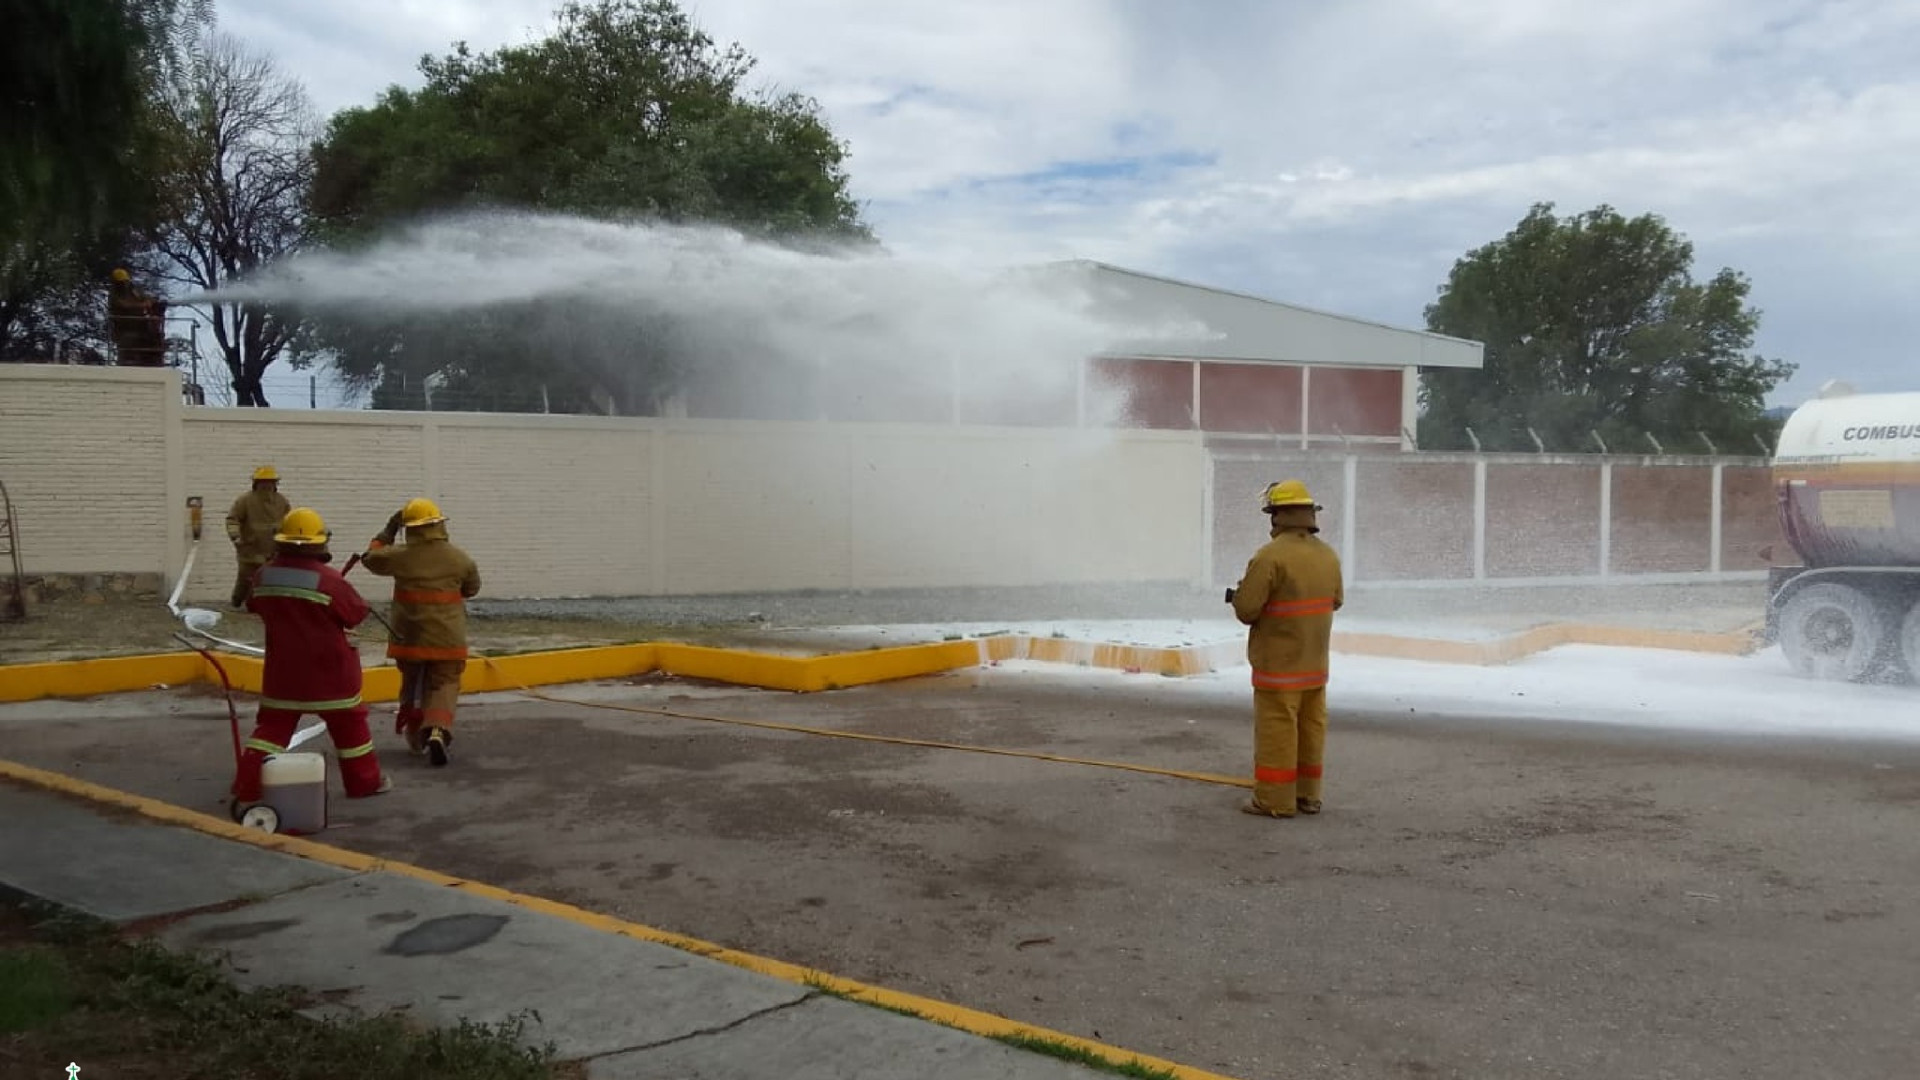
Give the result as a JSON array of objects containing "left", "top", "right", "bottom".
[
  {"left": 1553, "top": 623, "right": 1760, "bottom": 657},
  {"left": 462, "top": 643, "right": 659, "bottom": 697},
  {"left": 0, "top": 759, "right": 1244, "bottom": 1080},
  {"left": 1328, "top": 623, "right": 1759, "bottom": 666},
  {"left": 0, "top": 621, "right": 1763, "bottom": 706},
  {"left": 0, "top": 652, "right": 209, "bottom": 703}
]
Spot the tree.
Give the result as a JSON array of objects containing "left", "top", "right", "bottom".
[
  {"left": 304, "top": 0, "right": 869, "bottom": 413},
  {"left": 145, "top": 33, "right": 316, "bottom": 406},
  {"left": 1419, "top": 203, "right": 1795, "bottom": 455},
  {"left": 1, "top": 0, "right": 211, "bottom": 360}
]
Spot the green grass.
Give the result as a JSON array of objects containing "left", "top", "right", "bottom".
[
  {"left": 1, "top": 899, "right": 572, "bottom": 1080},
  {"left": 0, "top": 946, "right": 72, "bottom": 1032},
  {"left": 802, "top": 974, "right": 927, "bottom": 1020},
  {"left": 990, "top": 1032, "right": 1182, "bottom": 1079},
  {"left": 801, "top": 972, "right": 1181, "bottom": 1079}
]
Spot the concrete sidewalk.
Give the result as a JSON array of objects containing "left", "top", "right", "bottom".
[{"left": 0, "top": 779, "right": 1185, "bottom": 1080}]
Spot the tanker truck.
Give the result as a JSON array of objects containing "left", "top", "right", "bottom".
[{"left": 1766, "top": 383, "right": 1920, "bottom": 683}]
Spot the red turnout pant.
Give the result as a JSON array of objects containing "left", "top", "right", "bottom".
[{"left": 231, "top": 705, "right": 384, "bottom": 802}]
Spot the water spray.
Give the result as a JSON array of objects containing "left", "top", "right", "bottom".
[{"left": 194, "top": 210, "right": 1211, "bottom": 426}]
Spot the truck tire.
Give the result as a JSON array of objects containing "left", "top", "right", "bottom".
[
  {"left": 1777, "top": 583, "right": 1891, "bottom": 682},
  {"left": 1899, "top": 600, "right": 1920, "bottom": 685}
]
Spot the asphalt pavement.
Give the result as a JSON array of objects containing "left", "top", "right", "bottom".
[{"left": 0, "top": 779, "right": 1185, "bottom": 1080}]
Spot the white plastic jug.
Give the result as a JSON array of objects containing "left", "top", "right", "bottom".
[{"left": 255, "top": 752, "right": 328, "bottom": 835}]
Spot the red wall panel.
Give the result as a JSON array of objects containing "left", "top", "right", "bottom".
[
  {"left": 1197, "top": 364, "right": 1303, "bottom": 434},
  {"left": 1090, "top": 358, "right": 1194, "bottom": 429},
  {"left": 1307, "top": 367, "right": 1403, "bottom": 438}
]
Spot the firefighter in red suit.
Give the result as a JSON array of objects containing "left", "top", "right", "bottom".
[{"left": 230, "top": 507, "right": 393, "bottom": 804}]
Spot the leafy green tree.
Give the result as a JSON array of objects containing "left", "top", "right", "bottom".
[
  {"left": 1, "top": 0, "right": 211, "bottom": 361},
  {"left": 1419, "top": 203, "right": 1794, "bottom": 455},
  {"left": 305, "top": 0, "right": 870, "bottom": 412}
]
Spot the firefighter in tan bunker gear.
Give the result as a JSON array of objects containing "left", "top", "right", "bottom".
[
  {"left": 227, "top": 466, "right": 291, "bottom": 609},
  {"left": 362, "top": 497, "right": 481, "bottom": 767},
  {"left": 1229, "top": 480, "right": 1344, "bottom": 818},
  {"left": 106, "top": 267, "right": 168, "bottom": 366}
]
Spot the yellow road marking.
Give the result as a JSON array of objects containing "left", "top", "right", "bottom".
[{"left": 0, "top": 758, "right": 1244, "bottom": 1080}]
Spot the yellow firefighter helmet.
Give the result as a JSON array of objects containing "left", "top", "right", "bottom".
[
  {"left": 111, "top": 267, "right": 131, "bottom": 284},
  {"left": 252, "top": 465, "right": 279, "bottom": 482},
  {"left": 401, "top": 497, "right": 446, "bottom": 528},
  {"left": 1261, "top": 479, "right": 1322, "bottom": 512},
  {"left": 273, "top": 507, "right": 329, "bottom": 546}
]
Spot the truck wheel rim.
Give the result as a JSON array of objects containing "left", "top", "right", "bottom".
[{"left": 1805, "top": 608, "right": 1855, "bottom": 654}]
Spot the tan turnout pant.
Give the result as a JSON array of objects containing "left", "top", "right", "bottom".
[
  {"left": 1250, "top": 686, "right": 1328, "bottom": 814},
  {"left": 397, "top": 659, "right": 466, "bottom": 748}
]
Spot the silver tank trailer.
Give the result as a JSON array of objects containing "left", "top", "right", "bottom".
[{"left": 1767, "top": 385, "right": 1920, "bottom": 683}]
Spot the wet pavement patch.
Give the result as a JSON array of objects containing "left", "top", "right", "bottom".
[{"left": 381, "top": 912, "right": 509, "bottom": 956}]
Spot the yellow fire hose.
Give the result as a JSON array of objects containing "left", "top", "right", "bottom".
[{"left": 476, "top": 656, "right": 1254, "bottom": 791}]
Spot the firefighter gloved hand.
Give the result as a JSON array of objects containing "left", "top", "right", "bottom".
[{"left": 377, "top": 510, "right": 403, "bottom": 545}]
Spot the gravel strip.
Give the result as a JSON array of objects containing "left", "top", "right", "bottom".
[{"left": 468, "top": 579, "right": 1768, "bottom": 631}]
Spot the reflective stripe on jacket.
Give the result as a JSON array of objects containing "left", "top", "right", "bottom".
[
  {"left": 245, "top": 555, "right": 370, "bottom": 710},
  {"left": 361, "top": 523, "right": 481, "bottom": 661},
  {"left": 1230, "top": 529, "right": 1344, "bottom": 692}
]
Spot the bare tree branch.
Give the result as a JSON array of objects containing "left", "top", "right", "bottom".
[{"left": 143, "top": 32, "right": 316, "bottom": 406}]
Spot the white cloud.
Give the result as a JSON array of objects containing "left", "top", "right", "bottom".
[{"left": 216, "top": 0, "right": 1920, "bottom": 402}]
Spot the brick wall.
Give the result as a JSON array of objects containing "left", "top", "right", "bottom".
[
  {"left": 1721, "top": 465, "right": 1787, "bottom": 571},
  {"left": 1209, "top": 450, "right": 1777, "bottom": 589},
  {"left": 179, "top": 411, "right": 430, "bottom": 601},
  {"left": 1610, "top": 464, "right": 1712, "bottom": 574},
  {"left": 0, "top": 366, "right": 175, "bottom": 578},
  {"left": 1354, "top": 460, "right": 1474, "bottom": 580},
  {"left": 148, "top": 392, "right": 1205, "bottom": 601},
  {"left": 1212, "top": 457, "right": 1348, "bottom": 583},
  {"left": 1, "top": 366, "right": 1780, "bottom": 604},
  {"left": 1483, "top": 463, "right": 1604, "bottom": 577}
]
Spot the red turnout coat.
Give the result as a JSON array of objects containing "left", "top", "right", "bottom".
[{"left": 245, "top": 554, "right": 371, "bottom": 711}]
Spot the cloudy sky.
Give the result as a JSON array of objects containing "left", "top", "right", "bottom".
[{"left": 220, "top": 0, "right": 1920, "bottom": 407}]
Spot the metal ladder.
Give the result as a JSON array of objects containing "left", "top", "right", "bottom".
[{"left": 0, "top": 479, "right": 24, "bottom": 620}]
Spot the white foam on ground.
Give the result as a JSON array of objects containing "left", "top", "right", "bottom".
[
  {"left": 774, "top": 617, "right": 1596, "bottom": 648},
  {"left": 980, "top": 644, "right": 1920, "bottom": 742},
  {"left": 800, "top": 620, "right": 1245, "bottom": 648}
]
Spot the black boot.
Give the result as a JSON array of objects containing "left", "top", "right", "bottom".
[{"left": 425, "top": 726, "right": 452, "bottom": 767}]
